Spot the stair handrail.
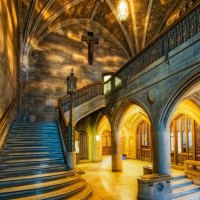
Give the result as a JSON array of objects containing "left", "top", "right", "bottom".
[
  {"left": 58, "top": 81, "right": 103, "bottom": 112},
  {"left": 0, "top": 98, "right": 17, "bottom": 153},
  {"left": 104, "top": 3, "right": 200, "bottom": 95},
  {"left": 0, "top": 98, "right": 17, "bottom": 135}
]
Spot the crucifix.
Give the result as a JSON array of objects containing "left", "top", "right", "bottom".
[{"left": 82, "top": 32, "right": 99, "bottom": 65}]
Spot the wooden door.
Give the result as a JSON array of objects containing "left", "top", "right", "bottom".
[
  {"left": 136, "top": 121, "right": 151, "bottom": 162},
  {"left": 102, "top": 130, "right": 112, "bottom": 155},
  {"left": 79, "top": 131, "right": 88, "bottom": 160}
]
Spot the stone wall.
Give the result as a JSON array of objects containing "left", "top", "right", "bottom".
[
  {"left": 21, "top": 22, "right": 129, "bottom": 121},
  {"left": 0, "top": 0, "right": 19, "bottom": 118}
]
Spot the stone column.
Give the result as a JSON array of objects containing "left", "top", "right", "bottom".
[
  {"left": 152, "top": 122, "right": 171, "bottom": 175},
  {"left": 112, "top": 128, "right": 122, "bottom": 172},
  {"left": 137, "top": 122, "right": 172, "bottom": 200}
]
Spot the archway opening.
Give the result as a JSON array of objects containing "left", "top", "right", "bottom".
[
  {"left": 118, "top": 103, "right": 151, "bottom": 162},
  {"left": 96, "top": 114, "right": 112, "bottom": 159},
  {"left": 170, "top": 99, "right": 200, "bottom": 165}
]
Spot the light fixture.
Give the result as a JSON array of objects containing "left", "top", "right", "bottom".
[
  {"left": 96, "top": 135, "right": 100, "bottom": 141},
  {"left": 117, "top": 0, "right": 129, "bottom": 21}
]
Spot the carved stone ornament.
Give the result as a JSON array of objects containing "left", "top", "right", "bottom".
[
  {"left": 156, "top": 182, "right": 164, "bottom": 192},
  {"left": 147, "top": 89, "right": 156, "bottom": 104}
]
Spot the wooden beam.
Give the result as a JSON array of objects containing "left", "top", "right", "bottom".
[
  {"left": 22, "top": 0, "right": 37, "bottom": 54},
  {"left": 36, "top": 18, "right": 131, "bottom": 59},
  {"left": 28, "top": 0, "right": 56, "bottom": 46},
  {"left": 155, "top": 0, "right": 182, "bottom": 35},
  {"left": 90, "top": 0, "right": 101, "bottom": 21},
  {"left": 142, "top": 0, "right": 154, "bottom": 48},
  {"left": 129, "top": 0, "right": 139, "bottom": 53},
  {"left": 30, "top": 0, "right": 86, "bottom": 48}
]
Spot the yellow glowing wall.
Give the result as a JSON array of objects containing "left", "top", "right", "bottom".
[{"left": 0, "top": 0, "right": 19, "bottom": 118}]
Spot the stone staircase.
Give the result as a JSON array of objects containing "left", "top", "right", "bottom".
[
  {"left": 0, "top": 122, "right": 92, "bottom": 199},
  {"left": 172, "top": 175, "right": 200, "bottom": 199}
]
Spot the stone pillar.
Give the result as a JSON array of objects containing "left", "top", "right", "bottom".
[
  {"left": 112, "top": 129, "right": 122, "bottom": 172},
  {"left": 67, "top": 151, "right": 76, "bottom": 169},
  {"left": 152, "top": 122, "right": 171, "bottom": 175},
  {"left": 137, "top": 122, "right": 172, "bottom": 200}
]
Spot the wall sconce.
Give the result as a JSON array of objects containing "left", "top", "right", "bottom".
[{"left": 96, "top": 135, "right": 100, "bottom": 141}]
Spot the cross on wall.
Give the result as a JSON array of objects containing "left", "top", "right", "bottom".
[{"left": 82, "top": 32, "right": 99, "bottom": 65}]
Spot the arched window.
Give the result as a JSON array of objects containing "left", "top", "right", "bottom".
[
  {"left": 102, "top": 130, "right": 112, "bottom": 155},
  {"left": 170, "top": 114, "right": 200, "bottom": 165}
]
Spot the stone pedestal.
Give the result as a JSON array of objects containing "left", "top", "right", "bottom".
[
  {"left": 67, "top": 151, "right": 76, "bottom": 169},
  {"left": 137, "top": 174, "right": 172, "bottom": 200}
]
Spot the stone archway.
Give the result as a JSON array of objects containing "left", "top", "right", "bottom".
[
  {"left": 116, "top": 102, "right": 152, "bottom": 162},
  {"left": 95, "top": 114, "right": 112, "bottom": 160}
]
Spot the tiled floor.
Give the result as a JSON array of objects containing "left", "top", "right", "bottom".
[{"left": 78, "top": 156, "right": 184, "bottom": 200}]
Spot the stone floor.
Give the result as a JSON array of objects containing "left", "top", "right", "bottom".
[{"left": 78, "top": 156, "right": 185, "bottom": 200}]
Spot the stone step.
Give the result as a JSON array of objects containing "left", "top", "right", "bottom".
[
  {"left": 0, "top": 175, "right": 82, "bottom": 199},
  {"left": 172, "top": 175, "right": 186, "bottom": 181},
  {"left": 0, "top": 153, "right": 64, "bottom": 161},
  {"left": 6, "top": 140, "right": 61, "bottom": 144},
  {"left": 8, "top": 133, "right": 60, "bottom": 138},
  {"left": 13, "top": 122, "right": 57, "bottom": 127},
  {"left": 2, "top": 148, "right": 63, "bottom": 153},
  {"left": 8, "top": 133, "right": 60, "bottom": 140},
  {"left": 5, "top": 143, "right": 62, "bottom": 148},
  {"left": 10, "top": 130, "right": 59, "bottom": 134},
  {"left": 12, "top": 180, "right": 90, "bottom": 200},
  {"left": 0, "top": 158, "right": 65, "bottom": 169},
  {"left": 12, "top": 125, "right": 58, "bottom": 129},
  {"left": 172, "top": 178, "right": 193, "bottom": 189},
  {"left": 0, "top": 171, "right": 69, "bottom": 188},
  {"left": 8, "top": 136, "right": 60, "bottom": 140},
  {"left": 173, "top": 184, "right": 200, "bottom": 198},
  {"left": 2, "top": 151, "right": 63, "bottom": 156},
  {"left": 0, "top": 164, "right": 68, "bottom": 178},
  {"left": 174, "top": 191, "right": 200, "bottom": 199}
]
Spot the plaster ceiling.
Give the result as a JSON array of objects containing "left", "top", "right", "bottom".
[{"left": 20, "top": 0, "right": 197, "bottom": 58}]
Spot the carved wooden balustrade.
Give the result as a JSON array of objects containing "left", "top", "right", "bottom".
[
  {"left": 58, "top": 81, "right": 103, "bottom": 112},
  {"left": 104, "top": 3, "right": 200, "bottom": 94}
]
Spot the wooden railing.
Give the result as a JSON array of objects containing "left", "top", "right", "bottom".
[
  {"left": 0, "top": 98, "right": 17, "bottom": 152},
  {"left": 104, "top": 3, "right": 200, "bottom": 94},
  {"left": 58, "top": 81, "right": 103, "bottom": 112}
]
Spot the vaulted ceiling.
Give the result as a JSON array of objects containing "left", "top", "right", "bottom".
[{"left": 20, "top": 0, "right": 197, "bottom": 58}]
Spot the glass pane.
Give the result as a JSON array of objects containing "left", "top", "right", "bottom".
[
  {"left": 188, "top": 131, "right": 193, "bottom": 153},
  {"left": 142, "top": 132, "right": 144, "bottom": 146},
  {"left": 183, "top": 131, "right": 187, "bottom": 153},
  {"left": 137, "top": 132, "right": 141, "bottom": 149},
  {"left": 103, "top": 75, "right": 111, "bottom": 82},
  {"left": 188, "top": 118, "right": 192, "bottom": 130},
  {"left": 182, "top": 117, "right": 186, "bottom": 131},
  {"left": 178, "top": 132, "right": 181, "bottom": 153}
]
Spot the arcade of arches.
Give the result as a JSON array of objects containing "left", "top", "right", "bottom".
[{"left": 76, "top": 93, "right": 200, "bottom": 167}]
